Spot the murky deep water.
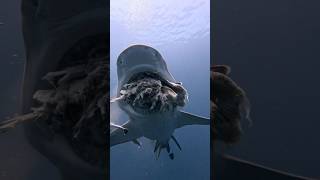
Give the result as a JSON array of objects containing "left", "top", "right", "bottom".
[{"left": 110, "top": 0, "right": 210, "bottom": 179}]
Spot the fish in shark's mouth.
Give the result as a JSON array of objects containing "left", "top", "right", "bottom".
[{"left": 119, "top": 72, "right": 188, "bottom": 114}]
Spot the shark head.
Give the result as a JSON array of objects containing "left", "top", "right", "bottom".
[
  {"left": 115, "top": 45, "right": 188, "bottom": 117},
  {"left": 116, "top": 45, "right": 178, "bottom": 95}
]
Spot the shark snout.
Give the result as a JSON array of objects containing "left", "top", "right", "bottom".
[{"left": 117, "top": 45, "right": 178, "bottom": 89}]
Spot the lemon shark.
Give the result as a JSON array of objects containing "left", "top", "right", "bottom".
[{"left": 110, "top": 45, "right": 210, "bottom": 159}]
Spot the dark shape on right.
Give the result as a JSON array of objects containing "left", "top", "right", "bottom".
[{"left": 211, "top": 65, "right": 316, "bottom": 180}]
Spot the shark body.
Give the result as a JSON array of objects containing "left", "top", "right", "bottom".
[{"left": 110, "top": 45, "right": 209, "bottom": 158}]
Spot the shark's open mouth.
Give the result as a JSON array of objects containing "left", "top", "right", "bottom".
[{"left": 119, "top": 72, "right": 188, "bottom": 114}]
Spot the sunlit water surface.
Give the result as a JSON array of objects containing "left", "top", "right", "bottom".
[{"left": 110, "top": 0, "right": 210, "bottom": 179}]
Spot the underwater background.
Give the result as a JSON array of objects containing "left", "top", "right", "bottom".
[
  {"left": 214, "top": 0, "right": 320, "bottom": 179},
  {"left": 110, "top": 0, "right": 210, "bottom": 180}
]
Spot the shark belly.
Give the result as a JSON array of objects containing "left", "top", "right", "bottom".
[{"left": 137, "top": 113, "right": 176, "bottom": 143}]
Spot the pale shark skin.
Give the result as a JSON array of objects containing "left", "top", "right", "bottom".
[
  {"left": 21, "top": 0, "right": 108, "bottom": 179},
  {"left": 110, "top": 45, "right": 210, "bottom": 157}
]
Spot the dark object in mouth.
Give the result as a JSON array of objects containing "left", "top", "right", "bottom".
[
  {"left": 212, "top": 65, "right": 314, "bottom": 180},
  {"left": 211, "top": 65, "right": 251, "bottom": 143},
  {"left": 1, "top": 57, "right": 109, "bottom": 168},
  {"left": 119, "top": 72, "right": 188, "bottom": 114}
]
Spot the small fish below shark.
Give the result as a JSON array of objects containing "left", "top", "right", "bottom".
[{"left": 110, "top": 45, "right": 210, "bottom": 160}]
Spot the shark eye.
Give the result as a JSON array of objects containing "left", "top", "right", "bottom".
[{"left": 118, "top": 58, "right": 125, "bottom": 66}]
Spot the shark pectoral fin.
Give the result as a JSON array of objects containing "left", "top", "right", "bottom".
[
  {"left": 110, "top": 120, "right": 142, "bottom": 147},
  {"left": 176, "top": 111, "right": 210, "bottom": 128}
]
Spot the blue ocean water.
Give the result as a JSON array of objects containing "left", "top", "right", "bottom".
[{"left": 110, "top": 1, "right": 210, "bottom": 179}]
